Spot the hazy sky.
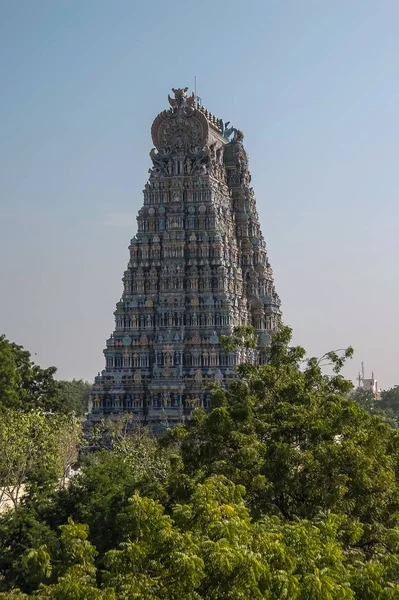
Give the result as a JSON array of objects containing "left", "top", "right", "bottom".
[{"left": 1, "top": 0, "right": 398, "bottom": 388}]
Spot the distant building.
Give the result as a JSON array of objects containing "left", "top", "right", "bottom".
[
  {"left": 357, "top": 363, "right": 381, "bottom": 400},
  {"left": 89, "top": 87, "right": 281, "bottom": 431}
]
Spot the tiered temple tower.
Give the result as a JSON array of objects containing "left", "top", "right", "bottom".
[{"left": 89, "top": 88, "right": 281, "bottom": 430}]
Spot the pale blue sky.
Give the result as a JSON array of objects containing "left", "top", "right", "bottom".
[{"left": 1, "top": 0, "right": 398, "bottom": 388}]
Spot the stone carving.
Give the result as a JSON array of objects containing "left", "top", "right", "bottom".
[
  {"left": 221, "top": 121, "right": 236, "bottom": 141},
  {"left": 168, "top": 87, "right": 195, "bottom": 110},
  {"left": 149, "top": 147, "right": 170, "bottom": 176},
  {"left": 233, "top": 129, "right": 244, "bottom": 143},
  {"left": 185, "top": 157, "right": 192, "bottom": 174}
]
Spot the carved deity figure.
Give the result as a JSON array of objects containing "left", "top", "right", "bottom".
[
  {"left": 168, "top": 87, "right": 195, "bottom": 108},
  {"left": 185, "top": 157, "right": 192, "bottom": 174},
  {"left": 234, "top": 129, "right": 244, "bottom": 143},
  {"left": 162, "top": 391, "right": 171, "bottom": 407}
]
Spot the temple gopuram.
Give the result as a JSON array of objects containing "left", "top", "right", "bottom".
[{"left": 89, "top": 88, "right": 281, "bottom": 431}]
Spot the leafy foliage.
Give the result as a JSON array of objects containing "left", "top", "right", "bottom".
[
  {"left": 54, "top": 380, "right": 91, "bottom": 416},
  {"left": 351, "top": 384, "right": 399, "bottom": 428},
  {"left": 1, "top": 328, "right": 399, "bottom": 598},
  {"left": 0, "top": 336, "right": 90, "bottom": 415},
  {"left": 380, "top": 386, "right": 399, "bottom": 417},
  {"left": 0, "top": 411, "right": 82, "bottom": 511},
  {"left": 0, "top": 336, "right": 58, "bottom": 412}
]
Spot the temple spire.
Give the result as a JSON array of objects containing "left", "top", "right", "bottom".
[{"left": 89, "top": 88, "right": 281, "bottom": 431}]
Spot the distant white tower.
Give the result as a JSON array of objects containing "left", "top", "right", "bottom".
[{"left": 357, "top": 362, "right": 381, "bottom": 400}]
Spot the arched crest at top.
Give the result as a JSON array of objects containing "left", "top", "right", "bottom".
[{"left": 151, "top": 88, "right": 210, "bottom": 151}]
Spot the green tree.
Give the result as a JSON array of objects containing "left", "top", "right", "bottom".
[
  {"left": 54, "top": 380, "right": 91, "bottom": 416},
  {"left": 0, "top": 411, "right": 57, "bottom": 510},
  {"left": 35, "top": 519, "right": 115, "bottom": 600},
  {"left": 0, "top": 506, "right": 58, "bottom": 594},
  {"left": 0, "top": 410, "right": 82, "bottom": 510},
  {"left": 174, "top": 326, "right": 399, "bottom": 528},
  {"left": 2, "top": 328, "right": 399, "bottom": 598},
  {"left": 350, "top": 387, "right": 376, "bottom": 413},
  {"left": 103, "top": 493, "right": 204, "bottom": 599},
  {"left": 0, "top": 336, "right": 58, "bottom": 412},
  {"left": 56, "top": 415, "right": 84, "bottom": 488},
  {"left": 54, "top": 420, "right": 172, "bottom": 554},
  {"left": 350, "top": 385, "right": 399, "bottom": 428},
  {"left": 173, "top": 476, "right": 267, "bottom": 600},
  {"left": 380, "top": 386, "right": 399, "bottom": 421},
  {"left": 0, "top": 591, "right": 29, "bottom": 599}
]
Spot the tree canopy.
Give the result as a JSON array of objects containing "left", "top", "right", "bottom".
[
  {"left": 0, "top": 335, "right": 90, "bottom": 415},
  {"left": 1, "top": 327, "right": 399, "bottom": 598},
  {"left": 351, "top": 383, "right": 399, "bottom": 428},
  {"left": 0, "top": 336, "right": 58, "bottom": 412}
]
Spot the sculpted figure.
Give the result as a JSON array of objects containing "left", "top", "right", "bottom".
[
  {"left": 185, "top": 157, "right": 192, "bottom": 174},
  {"left": 234, "top": 129, "right": 244, "bottom": 143},
  {"left": 149, "top": 147, "right": 167, "bottom": 176},
  {"left": 168, "top": 87, "right": 195, "bottom": 108},
  {"left": 209, "top": 143, "right": 217, "bottom": 162}
]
